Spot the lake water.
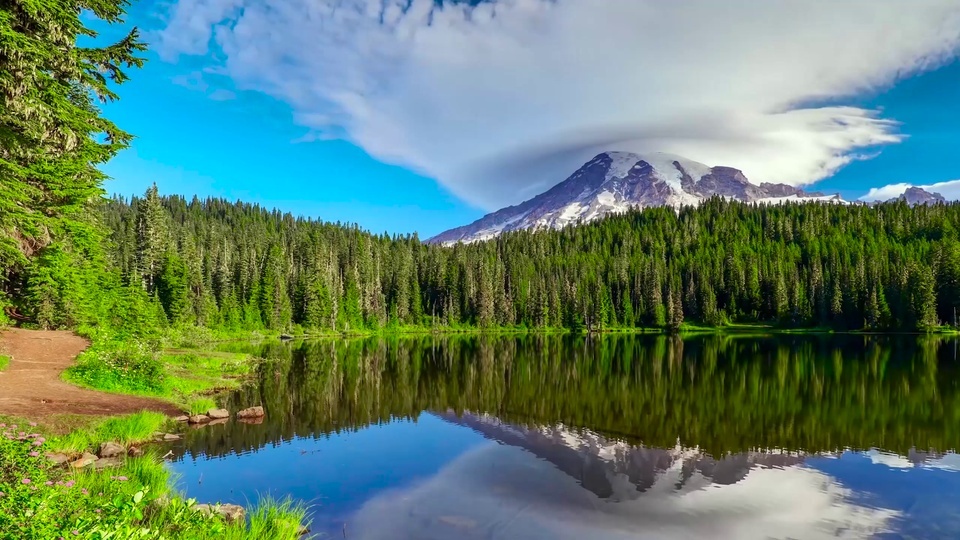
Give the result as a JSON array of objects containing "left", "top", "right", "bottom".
[{"left": 166, "top": 335, "right": 960, "bottom": 539}]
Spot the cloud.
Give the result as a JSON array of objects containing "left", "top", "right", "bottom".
[
  {"left": 158, "top": 0, "right": 960, "bottom": 210},
  {"left": 864, "top": 449, "right": 960, "bottom": 471},
  {"left": 346, "top": 443, "right": 899, "bottom": 539},
  {"left": 207, "top": 88, "right": 236, "bottom": 101},
  {"left": 860, "top": 179, "right": 960, "bottom": 201}
]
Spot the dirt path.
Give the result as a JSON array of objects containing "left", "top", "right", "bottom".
[{"left": 0, "top": 328, "right": 181, "bottom": 419}]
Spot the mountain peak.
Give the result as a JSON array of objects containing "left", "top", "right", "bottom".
[
  {"left": 429, "top": 152, "right": 839, "bottom": 244},
  {"left": 895, "top": 186, "right": 946, "bottom": 206}
]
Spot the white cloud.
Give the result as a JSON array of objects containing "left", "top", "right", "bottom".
[
  {"left": 346, "top": 443, "right": 899, "bottom": 539},
  {"left": 864, "top": 449, "right": 960, "bottom": 471},
  {"left": 158, "top": 0, "right": 960, "bottom": 210},
  {"left": 860, "top": 179, "right": 960, "bottom": 201}
]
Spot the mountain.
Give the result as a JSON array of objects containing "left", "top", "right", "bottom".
[
  {"left": 439, "top": 411, "right": 806, "bottom": 502},
  {"left": 892, "top": 186, "right": 946, "bottom": 206},
  {"left": 429, "top": 152, "right": 843, "bottom": 244}
]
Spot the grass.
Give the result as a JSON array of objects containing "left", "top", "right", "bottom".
[
  {"left": 187, "top": 397, "right": 218, "bottom": 416},
  {"left": 0, "top": 415, "right": 309, "bottom": 539},
  {"left": 0, "top": 354, "right": 9, "bottom": 372},
  {"left": 51, "top": 411, "right": 170, "bottom": 454},
  {"left": 63, "top": 337, "right": 257, "bottom": 413}
]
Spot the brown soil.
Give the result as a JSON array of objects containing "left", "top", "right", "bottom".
[{"left": 0, "top": 328, "right": 181, "bottom": 419}]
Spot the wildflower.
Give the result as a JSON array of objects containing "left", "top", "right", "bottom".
[
  {"left": 37, "top": 437, "right": 45, "bottom": 443},
  {"left": 29, "top": 422, "right": 37, "bottom": 427},
  {"left": 64, "top": 480, "right": 75, "bottom": 488},
  {"left": 0, "top": 423, "right": 5, "bottom": 427},
  {"left": 10, "top": 424, "right": 17, "bottom": 429},
  {"left": 82, "top": 488, "right": 89, "bottom": 495},
  {"left": 45, "top": 481, "right": 53, "bottom": 486},
  {"left": 32, "top": 441, "right": 43, "bottom": 446},
  {"left": 72, "top": 530, "right": 79, "bottom": 536},
  {"left": 0, "top": 491, "right": 5, "bottom": 497},
  {"left": 29, "top": 451, "right": 39, "bottom": 457},
  {"left": 116, "top": 476, "right": 128, "bottom": 482},
  {"left": 21, "top": 478, "right": 31, "bottom": 485},
  {"left": 95, "top": 509, "right": 101, "bottom": 513}
]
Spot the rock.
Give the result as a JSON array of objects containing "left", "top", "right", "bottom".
[
  {"left": 174, "top": 415, "right": 190, "bottom": 423},
  {"left": 237, "top": 406, "right": 265, "bottom": 419},
  {"left": 93, "top": 456, "right": 123, "bottom": 470},
  {"left": 206, "top": 408, "right": 230, "bottom": 420},
  {"left": 219, "top": 504, "right": 245, "bottom": 524},
  {"left": 162, "top": 433, "right": 181, "bottom": 441},
  {"left": 128, "top": 446, "right": 143, "bottom": 457},
  {"left": 98, "top": 441, "right": 125, "bottom": 458},
  {"left": 195, "top": 503, "right": 246, "bottom": 524},
  {"left": 237, "top": 417, "right": 264, "bottom": 425},
  {"left": 188, "top": 415, "right": 210, "bottom": 424},
  {"left": 45, "top": 452, "right": 70, "bottom": 466},
  {"left": 71, "top": 453, "right": 98, "bottom": 469}
]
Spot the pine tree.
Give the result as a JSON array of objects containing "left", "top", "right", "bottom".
[{"left": 1, "top": 0, "right": 145, "bottom": 320}]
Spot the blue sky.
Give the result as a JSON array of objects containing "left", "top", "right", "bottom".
[{"left": 100, "top": 1, "right": 960, "bottom": 237}]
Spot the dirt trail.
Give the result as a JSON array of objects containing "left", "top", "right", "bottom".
[{"left": 0, "top": 328, "right": 180, "bottom": 419}]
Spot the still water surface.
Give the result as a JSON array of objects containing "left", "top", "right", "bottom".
[{"left": 167, "top": 335, "right": 960, "bottom": 539}]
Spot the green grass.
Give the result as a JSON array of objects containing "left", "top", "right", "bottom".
[
  {"left": 63, "top": 336, "right": 258, "bottom": 413},
  {"left": 190, "top": 497, "right": 308, "bottom": 540},
  {"left": 0, "top": 416, "right": 308, "bottom": 539},
  {"left": 52, "top": 411, "right": 169, "bottom": 454},
  {"left": 0, "top": 354, "right": 9, "bottom": 372},
  {"left": 186, "top": 397, "right": 218, "bottom": 415}
]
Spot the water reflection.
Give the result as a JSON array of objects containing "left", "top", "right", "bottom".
[{"left": 167, "top": 335, "right": 960, "bottom": 539}]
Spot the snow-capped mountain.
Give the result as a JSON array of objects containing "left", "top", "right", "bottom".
[
  {"left": 890, "top": 186, "right": 946, "bottom": 206},
  {"left": 429, "top": 152, "right": 843, "bottom": 245},
  {"left": 438, "top": 411, "right": 806, "bottom": 502}
]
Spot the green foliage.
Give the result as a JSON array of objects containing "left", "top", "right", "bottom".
[
  {"left": 66, "top": 339, "right": 167, "bottom": 395},
  {"left": 0, "top": 420, "right": 307, "bottom": 539},
  {"left": 0, "top": 0, "right": 145, "bottom": 326},
  {"left": 52, "top": 411, "right": 169, "bottom": 454},
  {"left": 0, "top": 355, "right": 8, "bottom": 372},
  {"left": 197, "top": 334, "right": 960, "bottom": 459},
  {"left": 101, "top": 194, "right": 960, "bottom": 335},
  {"left": 186, "top": 398, "right": 217, "bottom": 416}
]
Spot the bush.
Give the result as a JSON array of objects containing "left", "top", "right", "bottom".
[{"left": 66, "top": 340, "right": 166, "bottom": 395}]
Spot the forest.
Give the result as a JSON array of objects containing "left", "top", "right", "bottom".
[
  {"left": 87, "top": 191, "right": 960, "bottom": 333},
  {"left": 0, "top": 0, "right": 958, "bottom": 340},
  {"left": 186, "top": 334, "right": 960, "bottom": 458},
  {"left": 4, "top": 184, "right": 960, "bottom": 334}
]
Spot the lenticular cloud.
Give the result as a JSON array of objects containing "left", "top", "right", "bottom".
[{"left": 159, "top": 0, "right": 960, "bottom": 209}]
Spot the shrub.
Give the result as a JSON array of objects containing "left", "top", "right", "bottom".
[{"left": 66, "top": 340, "right": 166, "bottom": 395}]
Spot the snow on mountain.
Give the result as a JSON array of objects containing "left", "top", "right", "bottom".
[
  {"left": 429, "top": 152, "right": 841, "bottom": 245},
  {"left": 438, "top": 411, "right": 807, "bottom": 502}
]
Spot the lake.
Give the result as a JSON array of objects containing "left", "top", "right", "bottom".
[{"left": 166, "top": 335, "right": 960, "bottom": 539}]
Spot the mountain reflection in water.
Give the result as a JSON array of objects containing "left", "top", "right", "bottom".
[{"left": 167, "top": 334, "right": 960, "bottom": 539}]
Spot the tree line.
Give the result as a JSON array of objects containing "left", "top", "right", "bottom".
[
  {"left": 2, "top": 0, "right": 957, "bottom": 336},
  {"left": 86, "top": 188, "right": 960, "bottom": 334},
  {"left": 179, "top": 334, "right": 960, "bottom": 459}
]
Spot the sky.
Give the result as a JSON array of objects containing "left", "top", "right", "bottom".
[{"left": 99, "top": 0, "right": 960, "bottom": 237}]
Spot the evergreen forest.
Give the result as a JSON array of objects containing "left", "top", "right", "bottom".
[{"left": 100, "top": 192, "right": 960, "bottom": 333}]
